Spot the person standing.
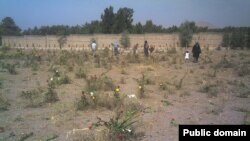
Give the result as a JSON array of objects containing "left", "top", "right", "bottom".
[
  {"left": 144, "top": 40, "right": 149, "bottom": 57},
  {"left": 192, "top": 42, "right": 201, "bottom": 63},
  {"left": 91, "top": 40, "right": 97, "bottom": 56},
  {"left": 113, "top": 41, "right": 119, "bottom": 56},
  {"left": 184, "top": 50, "right": 190, "bottom": 63}
]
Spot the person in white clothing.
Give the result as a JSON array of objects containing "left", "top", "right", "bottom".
[
  {"left": 91, "top": 40, "right": 97, "bottom": 56},
  {"left": 184, "top": 50, "right": 190, "bottom": 63}
]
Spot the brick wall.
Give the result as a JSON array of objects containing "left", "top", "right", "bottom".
[{"left": 2, "top": 33, "right": 222, "bottom": 50}]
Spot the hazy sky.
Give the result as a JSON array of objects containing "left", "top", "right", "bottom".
[{"left": 1, "top": 0, "right": 250, "bottom": 30}]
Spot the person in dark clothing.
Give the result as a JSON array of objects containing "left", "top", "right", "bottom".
[
  {"left": 192, "top": 42, "right": 201, "bottom": 63},
  {"left": 144, "top": 40, "right": 149, "bottom": 57}
]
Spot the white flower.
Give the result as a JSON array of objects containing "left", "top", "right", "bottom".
[
  {"left": 50, "top": 77, "right": 53, "bottom": 81},
  {"left": 128, "top": 94, "right": 136, "bottom": 98},
  {"left": 126, "top": 129, "right": 132, "bottom": 133},
  {"left": 90, "top": 92, "right": 94, "bottom": 96}
]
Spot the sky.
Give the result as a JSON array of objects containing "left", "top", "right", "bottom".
[{"left": 1, "top": 0, "right": 250, "bottom": 30}]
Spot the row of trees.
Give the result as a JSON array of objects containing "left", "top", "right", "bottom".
[
  {"left": 0, "top": 6, "right": 250, "bottom": 48},
  {"left": 0, "top": 6, "right": 209, "bottom": 36},
  {"left": 222, "top": 27, "right": 250, "bottom": 49}
]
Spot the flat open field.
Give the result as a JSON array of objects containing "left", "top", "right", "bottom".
[{"left": 0, "top": 46, "right": 249, "bottom": 141}]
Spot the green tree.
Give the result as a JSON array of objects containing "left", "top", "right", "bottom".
[
  {"left": 222, "top": 32, "right": 231, "bottom": 47},
  {"left": 247, "top": 28, "right": 250, "bottom": 49},
  {"left": 231, "top": 29, "right": 245, "bottom": 49},
  {"left": 0, "top": 17, "right": 21, "bottom": 35},
  {"left": 101, "top": 6, "right": 115, "bottom": 33},
  {"left": 134, "top": 22, "right": 144, "bottom": 34},
  {"left": 179, "top": 21, "right": 196, "bottom": 47},
  {"left": 144, "top": 20, "right": 154, "bottom": 33},
  {"left": 0, "top": 17, "right": 21, "bottom": 45},
  {"left": 113, "top": 7, "right": 134, "bottom": 33},
  {"left": 83, "top": 21, "right": 102, "bottom": 34},
  {"left": 120, "top": 30, "right": 130, "bottom": 48}
]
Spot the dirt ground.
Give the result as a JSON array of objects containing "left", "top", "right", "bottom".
[{"left": 0, "top": 47, "right": 249, "bottom": 141}]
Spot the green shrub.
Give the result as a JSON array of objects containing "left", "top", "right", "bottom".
[
  {"left": 95, "top": 110, "right": 139, "bottom": 141},
  {"left": 0, "top": 94, "right": 10, "bottom": 111},
  {"left": 21, "top": 89, "right": 43, "bottom": 107},
  {"left": 86, "top": 75, "right": 115, "bottom": 92},
  {"left": 200, "top": 82, "right": 218, "bottom": 97},
  {"left": 215, "top": 56, "right": 234, "bottom": 68},
  {"left": 76, "top": 92, "right": 90, "bottom": 110},
  {"left": 43, "top": 87, "right": 58, "bottom": 103},
  {"left": 167, "top": 47, "right": 177, "bottom": 54},
  {"left": 75, "top": 67, "right": 87, "bottom": 79},
  {"left": 238, "top": 64, "right": 250, "bottom": 77},
  {"left": 6, "top": 63, "right": 17, "bottom": 74}
]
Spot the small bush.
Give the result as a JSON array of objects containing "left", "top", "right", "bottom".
[
  {"left": 167, "top": 47, "right": 177, "bottom": 54},
  {"left": 159, "top": 83, "right": 168, "bottom": 91},
  {"left": 0, "top": 94, "right": 10, "bottom": 111},
  {"left": 215, "top": 56, "right": 234, "bottom": 69},
  {"left": 6, "top": 63, "right": 17, "bottom": 75},
  {"left": 207, "top": 68, "right": 217, "bottom": 77},
  {"left": 238, "top": 64, "right": 250, "bottom": 77},
  {"left": 200, "top": 82, "right": 218, "bottom": 97},
  {"left": 43, "top": 87, "right": 58, "bottom": 103},
  {"left": 86, "top": 75, "right": 115, "bottom": 92},
  {"left": 126, "top": 53, "right": 141, "bottom": 63},
  {"left": 0, "top": 45, "right": 11, "bottom": 52},
  {"left": 122, "top": 98, "right": 144, "bottom": 113},
  {"left": 49, "top": 70, "right": 70, "bottom": 87},
  {"left": 75, "top": 67, "right": 87, "bottom": 79},
  {"left": 21, "top": 89, "right": 44, "bottom": 107},
  {"left": 174, "top": 75, "right": 186, "bottom": 90},
  {"left": 76, "top": 92, "right": 90, "bottom": 110},
  {"left": 137, "top": 84, "right": 145, "bottom": 99},
  {"left": 102, "top": 76, "right": 115, "bottom": 91},
  {"left": 97, "top": 92, "right": 120, "bottom": 110},
  {"left": 95, "top": 110, "right": 139, "bottom": 141}
]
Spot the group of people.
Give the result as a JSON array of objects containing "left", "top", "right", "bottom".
[
  {"left": 91, "top": 40, "right": 120, "bottom": 56},
  {"left": 91, "top": 40, "right": 202, "bottom": 63},
  {"left": 143, "top": 40, "right": 155, "bottom": 57},
  {"left": 184, "top": 42, "right": 202, "bottom": 63}
]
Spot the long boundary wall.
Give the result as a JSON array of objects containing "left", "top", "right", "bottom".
[{"left": 2, "top": 33, "right": 222, "bottom": 50}]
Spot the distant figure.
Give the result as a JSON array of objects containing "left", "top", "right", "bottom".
[
  {"left": 149, "top": 45, "right": 155, "bottom": 56},
  {"left": 192, "top": 42, "right": 201, "bottom": 63},
  {"left": 133, "top": 44, "right": 139, "bottom": 55},
  {"left": 112, "top": 41, "right": 120, "bottom": 56},
  {"left": 144, "top": 40, "right": 149, "bottom": 57},
  {"left": 184, "top": 50, "right": 190, "bottom": 63},
  {"left": 91, "top": 40, "right": 97, "bottom": 56}
]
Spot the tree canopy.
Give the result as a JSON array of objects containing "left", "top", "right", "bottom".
[
  {"left": 0, "top": 17, "right": 21, "bottom": 36},
  {"left": 179, "top": 21, "right": 196, "bottom": 47}
]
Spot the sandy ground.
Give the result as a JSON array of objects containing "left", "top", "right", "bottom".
[{"left": 0, "top": 47, "right": 249, "bottom": 141}]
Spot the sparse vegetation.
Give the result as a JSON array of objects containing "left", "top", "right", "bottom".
[
  {"left": 43, "top": 87, "right": 59, "bottom": 103},
  {"left": 0, "top": 38, "right": 249, "bottom": 141},
  {"left": 200, "top": 81, "right": 219, "bottom": 97},
  {"left": 237, "top": 63, "right": 250, "bottom": 77},
  {"left": 75, "top": 67, "right": 87, "bottom": 79},
  {"left": 0, "top": 93, "right": 10, "bottom": 111},
  {"left": 95, "top": 110, "right": 140, "bottom": 141}
]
